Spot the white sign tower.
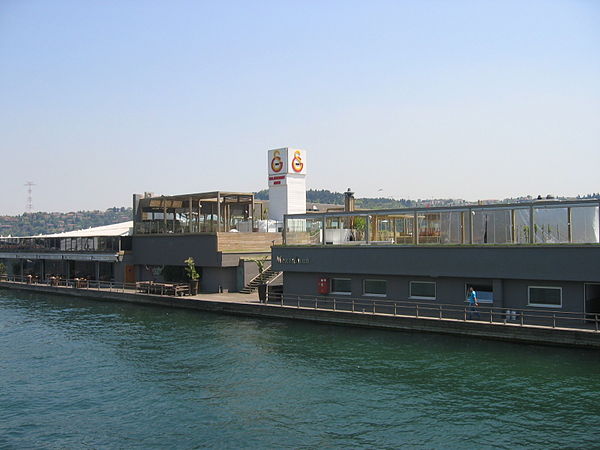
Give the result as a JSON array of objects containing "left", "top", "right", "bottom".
[{"left": 267, "top": 148, "right": 307, "bottom": 222}]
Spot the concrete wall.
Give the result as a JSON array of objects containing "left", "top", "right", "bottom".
[
  {"left": 272, "top": 245, "right": 600, "bottom": 282},
  {"left": 282, "top": 272, "right": 586, "bottom": 312},
  {"left": 133, "top": 234, "right": 221, "bottom": 267},
  {"left": 274, "top": 245, "right": 600, "bottom": 314},
  {"left": 202, "top": 267, "right": 237, "bottom": 293}
]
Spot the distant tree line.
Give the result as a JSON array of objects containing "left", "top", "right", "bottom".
[{"left": 0, "top": 207, "right": 132, "bottom": 237}]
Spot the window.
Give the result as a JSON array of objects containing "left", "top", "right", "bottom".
[
  {"left": 410, "top": 281, "right": 436, "bottom": 299},
  {"left": 528, "top": 286, "right": 562, "bottom": 307},
  {"left": 331, "top": 278, "right": 351, "bottom": 295},
  {"left": 363, "top": 279, "right": 387, "bottom": 296}
]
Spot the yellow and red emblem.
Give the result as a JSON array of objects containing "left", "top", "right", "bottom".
[
  {"left": 271, "top": 150, "right": 283, "bottom": 173},
  {"left": 291, "top": 150, "right": 304, "bottom": 173}
]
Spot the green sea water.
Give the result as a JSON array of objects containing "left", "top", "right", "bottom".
[{"left": 1, "top": 289, "right": 599, "bottom": 449}]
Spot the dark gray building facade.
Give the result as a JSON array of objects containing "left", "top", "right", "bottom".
[{"left": 272, "top": 199, "right": 600, "bottom": 315}]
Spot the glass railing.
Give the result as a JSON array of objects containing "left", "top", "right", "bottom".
[{"left": 283, "top": 200, "right": 600, "bottom": 246}]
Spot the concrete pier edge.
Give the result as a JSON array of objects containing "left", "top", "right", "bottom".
[{"left": 2, "top": 282, "right": 599, "bottom": 350}]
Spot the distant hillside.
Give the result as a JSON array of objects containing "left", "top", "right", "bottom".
[
  {"left": 0, "top": 207, "right": 132, "bottom": 237},
  {"left": 256, "top": 189, "right": 418, "bottom": 209}
]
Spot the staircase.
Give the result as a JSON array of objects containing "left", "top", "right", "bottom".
[{"left": 240, "top": 267, "right": 281, "bottom": 294}]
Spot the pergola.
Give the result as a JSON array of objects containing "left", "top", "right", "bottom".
[{"left": 134, "top": 191, "right": 266, "bottom": 234}]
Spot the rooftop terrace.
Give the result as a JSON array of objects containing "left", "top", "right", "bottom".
[{"left": 283, "top": 199, "right": 600, "bottom": 246}]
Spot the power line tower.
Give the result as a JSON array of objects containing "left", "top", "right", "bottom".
[{"left": 24, "top": 181, "right": 35, "bottom": 213}]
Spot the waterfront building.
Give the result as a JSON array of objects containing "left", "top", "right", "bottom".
[
  {"left": 272, "top": 196, "right": 600, "bottom": 315},
  {"left": 0, "top": 221, "right": 133, "bottom": 282},
  {"left": 0, "top": 191, "right": 281, "bottom": 293},
  {"left": 130, "top": 191, "right": 280, "bottom": 292}
]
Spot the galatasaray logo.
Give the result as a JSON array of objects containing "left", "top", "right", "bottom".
[
  {"left": 271, "top": 150, "right": 283, "bottom": 172},
  {"left": 291, "top": 150, "right": 304, "bottom": 173}
]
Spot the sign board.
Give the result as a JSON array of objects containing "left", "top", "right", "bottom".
[{"left": 268, "top": 148, "right": 307, "bottom": 176}]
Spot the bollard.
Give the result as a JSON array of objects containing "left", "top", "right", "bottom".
[
  {"left": 552, "top": 314, "right": 556, "bottom": 328},
  {"left": 415, "top": 304, "right": 419, "bottom": 318},
  {"left": 297, "top": 296, "right": 300, "bottom": 308},
  {"left": 333, "top": 298, "right": 336, "bottom": 311},
  {"left": 439, "top": 305, "right": 442, "bottom": 320},
  {"left": 394, "top": 303, "right": 397, "bottom": 316}
]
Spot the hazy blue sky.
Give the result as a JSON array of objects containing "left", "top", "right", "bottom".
[{"left": 1, "top": 0, "right": 598, "bottom": 215}]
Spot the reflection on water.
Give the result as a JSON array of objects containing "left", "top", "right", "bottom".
[{"left": 1, "top": 290, "right": 599, "bottom": 448}]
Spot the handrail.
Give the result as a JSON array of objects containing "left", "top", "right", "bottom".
[
  {"left": 263, "top": 292, "right": 600, "bottom": 332},
  {"left": 0, "top": 275, "right": 190, "bottom": 297},
  {"left": 245, "top": 265, "right": 273, "bottom": 286},
  {"left": 266, "top": 271, "right": 283, "bottom": 286}
]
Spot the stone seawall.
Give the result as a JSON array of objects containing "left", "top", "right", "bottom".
[{"left": 2, "top": 282, "right": 599, "bottom": 349}]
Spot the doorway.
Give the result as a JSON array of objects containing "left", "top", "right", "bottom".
[{"left": 584, "top": 283, "right": 600, "bottom": 315}]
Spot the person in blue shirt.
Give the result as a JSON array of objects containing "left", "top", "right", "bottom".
[{"left": 467, "top": 287, "right": 480, "bottom": 319}]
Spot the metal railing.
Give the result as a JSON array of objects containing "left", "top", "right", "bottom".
[
  {"left": 0, "top": 275, "right": 190, "bottom": 297},
  {"left": 264, "top": 292, "right": 600, "bottom": 332}
]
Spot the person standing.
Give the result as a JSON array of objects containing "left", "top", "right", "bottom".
[{"left": 467, "top": 287, "right": 480, "bottom": 319}]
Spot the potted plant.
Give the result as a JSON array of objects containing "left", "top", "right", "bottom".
[
  {"left": 184, "top": 257, "right": 200, "bottom": 295},
  {"left": 0, "top": 262, "right": 6, "bottom": 281}
]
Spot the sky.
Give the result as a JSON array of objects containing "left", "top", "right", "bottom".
[{"left": 0, "top": 0, "right": 599, "bottom": 215}]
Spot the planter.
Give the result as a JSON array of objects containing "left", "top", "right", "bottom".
[
  {"left": 258, "top": 284, "right": 267, "bottom": 302},
  {"left": 189, "top": 280, "right": 199, "bottom": 295}
]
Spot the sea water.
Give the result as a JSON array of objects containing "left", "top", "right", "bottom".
[{"left": 1, "top": 290, "right": 599, "bottom": 449}]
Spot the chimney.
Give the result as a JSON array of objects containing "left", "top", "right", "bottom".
[{"left": 344, "top": 188, "right": 355, "bottom": 212}]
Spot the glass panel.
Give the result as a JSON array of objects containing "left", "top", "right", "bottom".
[
  {"left": 534, "top": 207, "right": 569, "bottom": 243},
  {"left": 529, "top": 287, "right": 561, "bottom": 306},
  {"left": 418, "top": 213, "right": 441, "bottom": 244},
  {"left": 393, "top": 214, "right": 414, "bottom": 244},
  {"left": 331, "top": 278, "right": 351, "bottom": 293},
  {"left": 571, "top": 206, "right": 600, "bottom": 243},
  {"left": 325, "top": 217, "right": 353, "bottom": 244},
  {"left": 514, "top": 208, "right": 531, "bottom": 244},
  {"left": 440, "top": 211, "right": 463, "bottom": 244},
  {"left": 373, "top": 215, "right": 394, "bottom": 243},
  {"left": 364, "top": 279, "right": 387, "bottom": 295},
  {"left": 410, "top": 281, "right": 436, "bottom": 298},
  {"left": 285, "top": 218, "right": 323, "bottom": 245}
]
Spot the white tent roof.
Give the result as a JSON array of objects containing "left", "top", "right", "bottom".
[{"left": 37, "top": 221, "right": 133, "bottom": 238}]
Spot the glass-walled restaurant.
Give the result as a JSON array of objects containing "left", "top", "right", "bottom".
[
  {"left": 133, "top": 191, "right": 266, "bottom": 235},
  {"left": 0, "top": 236, "right": 124, "bottom": 252},
  {"left": 284, "top": 199, "right": 600, "bottom": 246}
]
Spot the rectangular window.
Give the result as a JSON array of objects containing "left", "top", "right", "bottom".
[
  {"left": 330, "top": 278, "right": 351, "bottom": 295},
  {"left": 363, "top": 279, "right": 387, "bottom": 296},
  {"left": 528, "top": 286, "right": 562, "bottom": 307},
  {"left": 410, "top": 281, "right": 436, "bottom": 299}
]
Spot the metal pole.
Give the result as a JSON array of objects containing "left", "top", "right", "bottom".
[
  {"left": 529, "top": 204, "right": 535, "bottom": 244},
  {"left": 333, "top": 297, "right": 336, "bottom": 311},
  {"left": 439, "top": 305, "right": 442, "bottom": 319},
  {"left": 394, "top": 303, "right": 397, "bottom": 316},
  {"left": 552, "top": 314, "right": 556, "bottom": 328},
  {"left": 352, "top": 299, "right": 355, "bottom": 312},
  {"left": 416, "top": 304, "right": 419, "bottom": 318}
]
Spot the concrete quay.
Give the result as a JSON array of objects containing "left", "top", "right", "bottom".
[{"left": 2, "top": 281, "right": 600, "bottom": 350}]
